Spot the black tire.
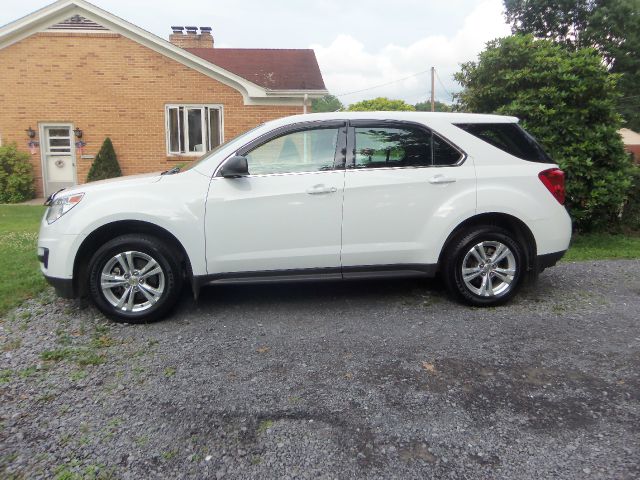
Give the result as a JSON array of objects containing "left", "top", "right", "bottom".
[
  {"left": 87, "top": 234, "right": 183, "bottom": 323},
  {"left": 443, "top": 226, "right": 525, "bottom": 307}
]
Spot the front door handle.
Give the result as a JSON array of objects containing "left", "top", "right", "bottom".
[
  {"left": 429, "top": 174, "right": 457, "bottom": 184},
  {"left": 306, "top": 184, "right": 338, "bottom": 195}
]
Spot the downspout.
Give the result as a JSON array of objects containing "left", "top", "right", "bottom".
[{"left": 303, "top": 93, "right": 309, "bottom": 114}]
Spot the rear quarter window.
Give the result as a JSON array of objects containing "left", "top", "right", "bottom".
[{"left": 455, "top": 123, "right": 553, "bottom": 163}]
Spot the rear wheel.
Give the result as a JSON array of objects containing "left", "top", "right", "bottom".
[
  {"left": 88, "top": 234, "right": 183, "bottom": 323},
  {"left": 443, "top": 226, "right": 524, "bottom": 306}
]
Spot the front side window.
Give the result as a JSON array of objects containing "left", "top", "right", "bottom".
[
  {"left": 166, "top": 105, "right": 222, "bottom": 155},
  {"left": 245, "top": 128, "right": 339, "bottom": 175},
  {"left": 354, "top": 125, "right": 462, "bottom": 168}
]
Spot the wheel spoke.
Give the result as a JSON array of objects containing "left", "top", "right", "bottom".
[
  {"left": 140, "top": 267, "right": 162, "bottom": 280},
  {"left": 493, "top": 271, "right": 512, "bottom": 284},
  {"left": 494, "top": 267, "right": 516, "bottom": 276},
  {"left": 470, "top": 244, "right": 487, "bottom": 263},
  {"left": 492, "top": 245, "right": 511, "bottom": 264},
  {"left": 490, "top": 244, "right": 506, "bottom": 263},
  {"left": 482, "top": 274, "right": 494, "bottom": 296},
  {"left": 138, "top": 258, "right": 158, "bottom": 276},
  {"left": 101, "top": 273, "right": 127, "bottom": 290},
  {"left": 138, "top": 283, "right": 161, "bottom": 305},
  {"left": 115, "top": 286, "right": 133, "bottom": 310},
  {"left": 115, "top": 253, "right": 131, "bottom": 275},
  {"left": 463, "top": 267, "right": 482, "bottom": 282},
  {"left": 126, "top": 287, "right": 135, "bottom": 311}
]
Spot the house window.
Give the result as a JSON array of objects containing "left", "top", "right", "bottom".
[{"left": 165, "top": 104, "right": 223, "bottom": 155}]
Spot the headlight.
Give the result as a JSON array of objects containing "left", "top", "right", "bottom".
[{"left": 46, "top": 193, "right": 84, "bottom": 224}]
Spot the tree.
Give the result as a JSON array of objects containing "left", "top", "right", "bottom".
[
  {"left": 87, "top": 137, "right": 122, "bottom": 182},
  {"left": 311, "top": 94, "right": 344, "bottom": 113},
  {"left": 347, "top": 97, "right": 416, "bottom": 111},
  {"left": 504, "top": 0, "right": 640, "bottom": 129},
  {"left": 455, "top": 34, "right": 635, "bottom": 231},
  {"left": 415, "top": 101, "right": 453, "bottom": 112},
  {"left": 0, "top": 144, "right": 35, "bottom": 203}
]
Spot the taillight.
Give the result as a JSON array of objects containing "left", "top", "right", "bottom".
[{"left": 538, "top": 168, "right": 565, "bottom": 204}]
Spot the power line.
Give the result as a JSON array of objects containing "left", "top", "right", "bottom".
[
  {"left": 334, "top": 69, "right": 431, "bottom": 97},
  {"left": 434, "top": 69, "right": 455, "bottom": 101}
]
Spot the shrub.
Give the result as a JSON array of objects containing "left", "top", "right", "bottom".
[
  {"left": 455, "top": 35, "right": 635, "bottom": 231},
  {"left": 621, "top": 164, "right": 640, "bottom": 232},
  {"left": 87, "top": 137, "right": 122, "bottom": 182},
  {"left": 0, "top": 143, "right": 35, "bottom": 203}
]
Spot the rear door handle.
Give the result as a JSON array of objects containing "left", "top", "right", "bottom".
[
  {"left": 429, "top": 174, "right": 457, "bottom": 184},
  {"left": 306, "top": 184, "right": 338, "bottom": 195}
]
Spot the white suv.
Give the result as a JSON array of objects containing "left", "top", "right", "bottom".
[{"left": 38, "top": 112, "right": 571, "bottom": 322}]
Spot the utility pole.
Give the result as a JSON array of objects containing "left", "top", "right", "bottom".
[{"left": 431, "top": 67, "right": 435, "bottom": 112}]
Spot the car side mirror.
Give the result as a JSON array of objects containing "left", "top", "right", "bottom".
[{"left": 220, "top": 155, "right": 249, "bottom": 178}]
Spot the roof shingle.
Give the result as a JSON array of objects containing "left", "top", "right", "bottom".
[{"left": 185, "top": 48, "right": 326, "bottom": 91}]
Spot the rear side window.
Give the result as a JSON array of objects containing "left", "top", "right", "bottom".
[
  {"left": 353, "top": 126, "right": 463, "bottom": 169},
  {"left": 455, "top": 123, "right": 552, "bottom": 163}
]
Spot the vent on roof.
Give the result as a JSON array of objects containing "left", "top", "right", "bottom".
[{"left": 48, "top": 14, "right": 108, "bottom": 31}]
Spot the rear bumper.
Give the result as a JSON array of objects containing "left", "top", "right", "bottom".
[
  {"left": 44, "top": 275, "right": 76, "bottom": 299},
  {"left": 537, "top": 250, "right": 566, "bottom": 271}
]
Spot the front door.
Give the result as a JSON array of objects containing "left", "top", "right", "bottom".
[
  {"left": 41, "top": 124, "right": 76, "bottom": 196},
  {"left": 205, "top": 122, "right": 346, "bottom": 275}
]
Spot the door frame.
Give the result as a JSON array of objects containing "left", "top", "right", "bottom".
[{"left": 39, "top": 122, "right": 78, "bottom": 196}]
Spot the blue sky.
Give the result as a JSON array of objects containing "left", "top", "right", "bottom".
[{"left": 0, "top": 0, "right": 511, "bottom": 105}]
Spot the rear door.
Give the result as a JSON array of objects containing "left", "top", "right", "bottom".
[{"left": 340, "top": 120, "right": 475, "bottom": 271}]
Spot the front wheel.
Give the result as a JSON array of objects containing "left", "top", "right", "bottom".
[
  {"left": 443, "top": 227, "right": 525, "bottom": 307},
  {"left": 87, "top": 234, "right": 183, "bottom": 323}
]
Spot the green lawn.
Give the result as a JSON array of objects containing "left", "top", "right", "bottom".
[
  {"left": 0, "top": 205, "right": 46, "bottom": 315},
  {"left": 0, "top": 205, "right": 638, "bottom": 315},
  {"left": 563, "top": 232, "right": 640, "bottom": 262}
]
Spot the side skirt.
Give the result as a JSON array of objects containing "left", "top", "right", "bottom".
[{"left": 192, "top": 264, "right": 438, "bottom": 292}]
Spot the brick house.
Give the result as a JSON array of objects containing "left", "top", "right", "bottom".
[
  {"left": 619, "top": 128, "right": 640, "bottom": 163},
  {"left": 0, "top": 0, "right": 327, "bottom": 197}
]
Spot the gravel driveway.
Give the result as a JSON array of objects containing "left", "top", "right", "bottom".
[{"left": 1, "top": 260, "right": 639, "bottom": 479}]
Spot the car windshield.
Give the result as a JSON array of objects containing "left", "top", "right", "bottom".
[{"left": 181, "top": 124, "right": 265, "bottom": 172}]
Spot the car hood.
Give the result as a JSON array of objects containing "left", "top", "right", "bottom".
[{"left": 51, "top": 172, "right": 164, "bottom": 199}]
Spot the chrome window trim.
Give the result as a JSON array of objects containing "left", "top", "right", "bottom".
[
  {"left": 347, "top": 120, "right": 467, "bottom": 169},
  {"left": 214, "top": 120, "right": 347, "bottom": 178}
]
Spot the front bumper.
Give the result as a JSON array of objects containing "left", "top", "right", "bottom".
[{"left": 44, "top": 275, "right": 76, "bottom": 299}]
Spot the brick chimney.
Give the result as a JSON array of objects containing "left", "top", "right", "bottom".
[{"left": 169, "top": 26, "right": 214, "bottom": 49}]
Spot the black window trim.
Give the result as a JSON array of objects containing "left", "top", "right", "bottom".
[
  {"left": 346, "top": 119, "right": 467, "bottom": 170},
  {"left": 453, "top": 122, "right": 553, "bottom": 164},
  {"left": 214, "top": 120, "right": 347, "bottom": 178}
]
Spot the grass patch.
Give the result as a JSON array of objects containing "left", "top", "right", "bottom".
[
  {"left": 0, "top": 205, "right": 47, "bottom": 315},
  {"left": 564, "top": 232, "right": 640, "bottom": 262},
  {"left": 257, "top": 419, "right": 274, "bottom": 434},
  {"left": 41, "top": 347, "right": 105, "bottom": 366}
]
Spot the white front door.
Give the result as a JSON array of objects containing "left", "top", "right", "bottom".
[
  {"left": 41, "top": 125, "right": 76, "bottom": 196},
  {"left": 205, "top": 123, "right": 346, "bottom": 275}
]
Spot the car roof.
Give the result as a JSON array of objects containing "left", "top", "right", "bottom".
[{"left": 265, "top": 111, "right": 519, "bottom": 128}]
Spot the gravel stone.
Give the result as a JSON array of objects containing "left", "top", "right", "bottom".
[{"left": 0, "top": 260, "right": 639, "bottom": 478}]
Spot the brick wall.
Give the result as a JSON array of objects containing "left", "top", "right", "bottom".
[
  {"left": 625, "top": 145, "right": 640, "bottom": 163},
  {"left": 0, "top": 32, "right": 303, "bottom": 197}
]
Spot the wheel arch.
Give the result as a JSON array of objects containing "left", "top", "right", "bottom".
[
  {"left": 438, "top": 212, "right": 538, "bottom": 274},
  {"left": 73, "top": 220, "right": 193, "bottom": 297}
]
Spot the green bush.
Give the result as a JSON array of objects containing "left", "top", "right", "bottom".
[
  {"left": 0, "top": 143, "right": 35, "bottom": 203},
  {"left": 87, "top": 137, "right": 122, "bottom": 182},
  {"left": 455, "top": 35, "right": 635, "bottom": 232},
  {"left": 621, "top": 164, "right": 640, "bottom": 231}
]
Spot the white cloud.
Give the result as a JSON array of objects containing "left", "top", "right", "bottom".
[{"left": 311, "top": 0, "right": 511, "bottom": 106}]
